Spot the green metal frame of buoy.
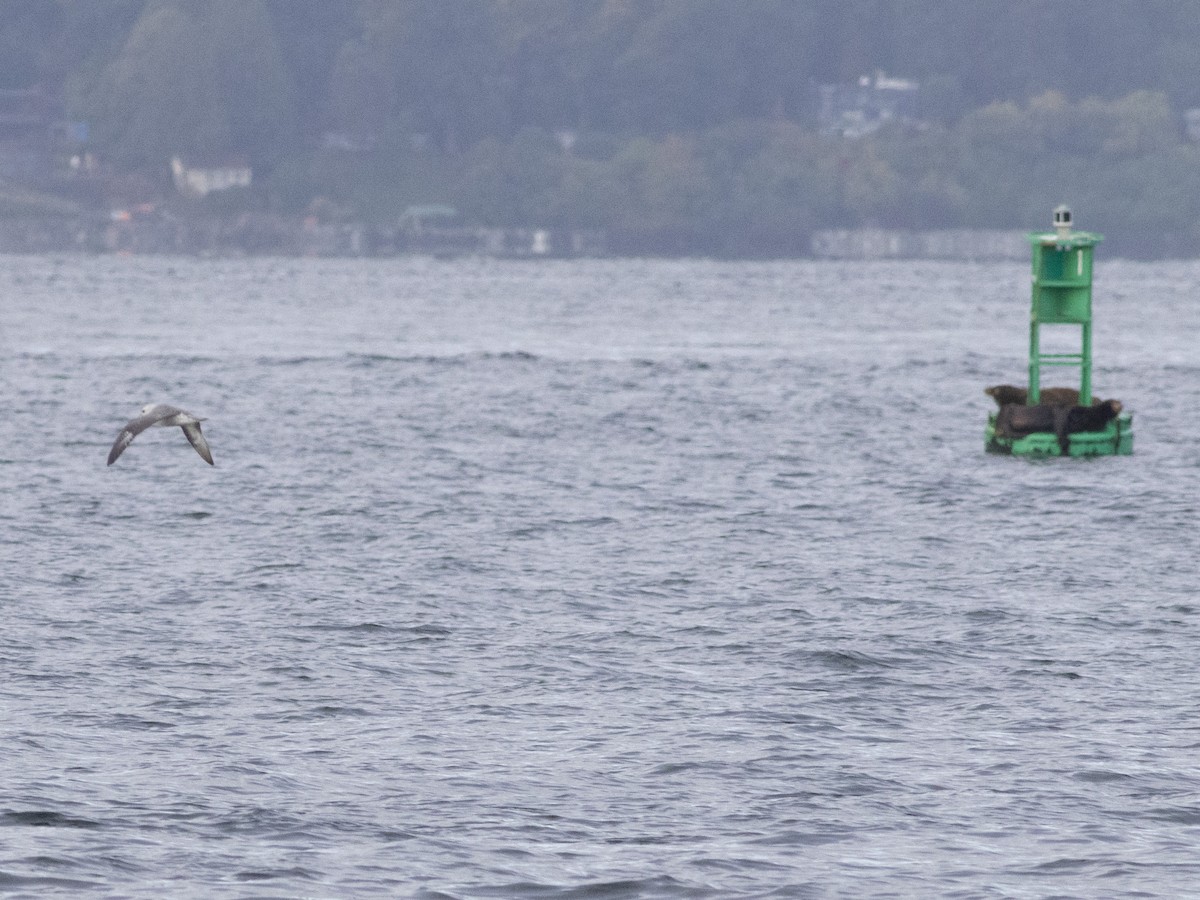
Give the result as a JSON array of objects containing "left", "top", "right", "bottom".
[{"left": 985, "top": 205, "right": 1133, "bottom": 457}]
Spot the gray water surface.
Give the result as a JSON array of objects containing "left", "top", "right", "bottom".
[{"left": 1, "top": 254, "right": 1199, "bottom": 898}]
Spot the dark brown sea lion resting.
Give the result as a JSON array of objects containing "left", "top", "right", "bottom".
[
  {"left": 994, "top": 402, "right": 1067, "bottom": 440},
  {"left": 995, "top": 398, "right": 1123, "bottom": 454},
  {"left": 985, "top": 384, "right": 1029, "bottom": 406},
  {"left": 1065, "top": 399, "right": 1123, "bottom": 434},
  {"left": 985, "top": 385, "right": 1099, "bottom": 407}
]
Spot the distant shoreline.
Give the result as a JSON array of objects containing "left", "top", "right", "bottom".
[{"left": 0, "top": 216, "right": 1182, "bottom": 261}]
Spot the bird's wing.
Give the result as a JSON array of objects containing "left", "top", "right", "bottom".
[
  {"left": 106, "top": 408, "right": 177, "bottom": 465},
  {"left": 181, "top": 423, "right": 214, "bottom": 465}
]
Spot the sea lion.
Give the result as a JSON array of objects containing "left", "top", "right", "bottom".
[
  {"left": 994, "top": 402, "right": 1069, "bottom": 440},
  {"left": 985, "top": 385, "right": 1099, "bottom": 407},
  {"left": 984, "top": 384, "right": 1027, "bottom": 407},
  {"left": 1059, "top": 399, "right": 1124, "bottom": 456},
  {"left": 996, "top": 399, "right": 1123, "bottom": 455},
  {"left": 1065, "top": 399, "right": 1123, "bottom": 434},
  {"left": 1040, "top": 387, "right": 1086, "bottom": 406}
]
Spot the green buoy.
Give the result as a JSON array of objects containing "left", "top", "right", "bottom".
[{"left": 985, "top": 206, "right": 1133, "bottom": 457}]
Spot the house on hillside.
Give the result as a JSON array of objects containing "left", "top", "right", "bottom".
[
  {"left": 170, "top": 156, "right": 252, "bottom": 198},
  {"left": 818, "top": 71, "right": 921, "bottom": 138}
]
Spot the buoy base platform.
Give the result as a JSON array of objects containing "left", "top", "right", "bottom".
[{"left": 985, "top": 413, "right": 1133, "bottom": 457}]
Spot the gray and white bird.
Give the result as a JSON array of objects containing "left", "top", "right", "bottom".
[{"left": 107, "top": 404, "right": 214, "bottom": 466}]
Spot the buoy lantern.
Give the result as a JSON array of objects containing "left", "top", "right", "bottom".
[{"left": 984, "top": 207, "right": 1133, "bottom": 457}]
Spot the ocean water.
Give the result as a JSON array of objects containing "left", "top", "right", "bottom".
[{"left": 1, "top": 253, "right": 1199, "bottom": 898}]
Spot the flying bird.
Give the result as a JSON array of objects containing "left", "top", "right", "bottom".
[{"left": 107, "top": 404, "right": 214, "bottom": 466}]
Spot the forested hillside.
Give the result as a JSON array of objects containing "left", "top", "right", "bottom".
[{"left": 6, "top": 0, "right": 1200, "bottom": 254}]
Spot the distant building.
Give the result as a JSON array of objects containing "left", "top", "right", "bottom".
[
  {"left": 170, "top": 156, "right": 252, "bottom": 198},
  {"left": 818, "top": 71, "right": 921, "bottom": 138}
]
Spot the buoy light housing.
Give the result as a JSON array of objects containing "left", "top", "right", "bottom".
[{"left": 1053, "top": 204, "right": 1072, "bottom": 241}]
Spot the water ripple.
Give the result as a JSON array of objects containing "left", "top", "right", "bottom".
[{"left": 0, "top": 256, "right": 1197, "bottom": 897}]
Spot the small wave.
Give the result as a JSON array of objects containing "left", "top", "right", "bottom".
[
  {"left": 234, "top": 866, "right": 319, "bottom": 882},
  {"left": 0, "top": 871, "right": 103, "bottom": 890},
  {"left": 0, "top": 810, "right": 104, "bottom": 829},
  {"left": 789, "top": 648, "right": 895, "bottom": 672},
  {"left": 468, "top": 876, "right": 711, "bottom": 899},
  {"left": 298, "top": 622, "right": 451, "bottom": 640}
]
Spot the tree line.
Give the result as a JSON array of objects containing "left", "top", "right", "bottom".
[{"left": 6, "top": 0, "right": 1200, "bottom": 254}]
